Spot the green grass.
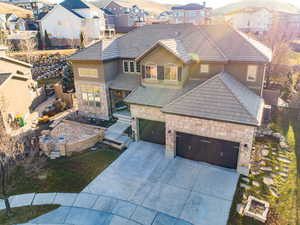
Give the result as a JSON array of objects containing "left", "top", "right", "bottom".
[
  {"left": 228, "top": 108, "right": 299, "bottom": 225},
  {"left": 4, "top": 148, "right": 121, "bottom": 196},
  {"left": 0, "top": 205, "right": 59, "bottom": 225}
]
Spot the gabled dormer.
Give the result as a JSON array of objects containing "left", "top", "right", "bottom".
[{"left": 135, "top": 39, "right": 192, "bottom": 88}]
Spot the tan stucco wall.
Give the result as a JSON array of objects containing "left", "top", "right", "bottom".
[
  {"left": 130, "top": 104, "right": 165, "bottom": 122},
  {"left": 72, "top": 61, "right": 105, "bottom": 83},
  {"left": 0, "top": 77, "right": 33, "bottom": 119},
  {"left": 165, "top": 114, "right": 256, "bottom": 175},
  {"left": 0, "top": 59, "right": 31, "bottom": 76}
]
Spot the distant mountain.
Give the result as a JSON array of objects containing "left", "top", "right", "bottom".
[
  {"left": 92, "top": 0, "right": 170, "bottom": 15},
  {"left": 0, "top": 2, "right": 33, "bottom": 18},
  {"left": 214, "top": 0, "right": 300, "bottom": 15}
]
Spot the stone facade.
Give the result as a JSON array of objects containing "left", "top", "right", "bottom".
[
  {"left": 130, "top": 104, "right": 256, "bottom": 176},
  {"left": 75, "top": 80, "right": 110, "bottom": 120},
  {"left": 165, "top": 114, "right": 256, "bottom": 175}
]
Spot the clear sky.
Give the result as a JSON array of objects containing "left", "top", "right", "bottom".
[{"left": 50, "top": 0, "right": 300, "bottom": 9}]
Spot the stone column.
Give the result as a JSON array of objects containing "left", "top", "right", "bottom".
[
  {"left": 165, "top": 127, "right": 176, "bottom": 158},
  {"left": 132, "top": 118, "right": 140, "bottom": 141}
]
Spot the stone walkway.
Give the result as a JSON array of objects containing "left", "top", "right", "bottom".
[{"left": 0, "top": 192, "right": 194, "bottom": 225}]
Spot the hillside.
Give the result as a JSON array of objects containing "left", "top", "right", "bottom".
[
  {"left": 92, "top": 0, "right": 170, "bottom": 15},
  {"left": 214, "top": 0, "right": 299, "bottom": 15},
  {"left": 0, "top": 2, "right": 33, "bottom": 18}
]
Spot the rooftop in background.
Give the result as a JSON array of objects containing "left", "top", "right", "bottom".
[
  {"left": 0, "top": 2, "right": 33, "bottom": 18},
  {"left": 171, "top": 3, "right": 205, "bottom": 11},
  {"left": 214, "top": 0, "right": 300, "bottom": 15}
]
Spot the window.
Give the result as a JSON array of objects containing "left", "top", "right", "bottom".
[
  {"left": 200, "top": 64, "right": 209, "bottom": 73},
  {"left": 164, "top": 64, "right": 178, "bottom": 81},
  {"left": 145, "top": 64, "right": 157, "bottom": 80},
  {"left": 136, "top": 62, "right": 141, "bottom": 73},
  {"left": 129, "top": 61, "right": 135, "bottom": 72},
  {"left": 80, "top": 85, "right": 101, "bottom": 108},
  {"left": 247, "top": 65, "right": 258, "bottom": 81},
  {"left": 123, "top": 61, "right": 129, "bottom": 73},
  {"left": 78, "top": 68, "right": 98, "bottom": 78}
]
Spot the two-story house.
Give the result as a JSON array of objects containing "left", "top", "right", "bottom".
[
  {"left": 39, "top": 0, "right": 106, "bottom": 47},
  {"left": 68, "top": 24, "right": 272, "bottom": 176},
  {"left": 171, "top": 3, "right": 211, "bottom": 25}
]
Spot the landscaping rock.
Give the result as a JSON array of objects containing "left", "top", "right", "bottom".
[
  {"left": 282, "top": 167, "right": 289, "bottom": 173},
  {"left": 262, "top": 156, "right": 271, "bottom": 161},
  {"left": 240, "top": 183, "right": 251, "bottom": 190},
  {"left": 242, "top": 177, "right": 250, "bottom": 183},
  {"left": 251, "top": 170, "right": 260, "bottom": 175},
  {"left": 236, "top": 203, "right": 245, "bottom": 215},
  {"left": 263, "top": 177, "right": 274, "bottom": 186},
  {"left": 252, "top": 181, "right": 260, "bottom": 187},
  {"left": 278, "top": 171, "right": 288, "bottom": 178},
  {"left": 262, "top": 149, "right": 269, "bottom": 156},
  {"left": 277, "top": 157, "right": 291, "bottom": 164},
  {"left": 260, "top": 161, "right": 266, "bottom": 166},
  {"left": 261, "top": 166, "right": 272, "bottom": 172},
  {"left": 91, "top": 147, "right": 97, "bottom": 151},
  {"left": 273, "top": 133, "right": 281, "bottom": 139},
  {"left": 280, "top": 141, "right": 288, "bottom": 149},
  {"left": 270, "top": 187, "right": 280, "bottom": 198}
]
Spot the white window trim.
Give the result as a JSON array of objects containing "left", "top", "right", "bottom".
[
  {"left": 145, "top": 63, "right": 158, "bottom": 80},
  {"left": 123, "top": 60, "right": 140, "bottom": 74},
  {"left": 200, "top": 64, "right": 209, "bottom": 73},
  {"left": 247, "top": 65, "right": 258, "bottom": 82},
  {"left": 164, "top": 63, "right": 178, "bottom": 81}
]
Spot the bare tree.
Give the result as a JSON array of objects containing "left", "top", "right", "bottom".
[
  {"left": 0, "top": 112, "right": 23, "bottom": 216},
  {"left": 18, "top": 36, "right": 36, "bottom": 63}
]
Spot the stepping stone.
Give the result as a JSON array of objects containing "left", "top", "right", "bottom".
[
  {"left": 270, "top": 187, "right": 280, "bottom": 198},
  {"left": 10, "top": 193, "right": 35, "bottom": 208},
  {"left": 278, "top": 171, "right": 288, "bottom": 178},
  {"left": 33, "top": 193, "right": 57, "bottom": 205},
  {"left": 241, "top": 177, "right": 250, "bottom": 183},
  {"left": 272, "top": 152, "right": 277, "bottom": 156},
  {"left": 262, "top": 149, "right": 269, "bottom": 156},
  {"left": 240, "top": 183, "right": 251, "bottom": 190},
  {"left": 53, "top": 193, "right": 78, "bottom": 206},
  {"left": 272, "top": 148, "right": 277, "bottom": 151},
  {"left": 251, "top": 170, "right": 260, "bottom": 175},
  {"left": 73, "top": 193, "right": 98, "bottom": 208},
  {"left": 263, "top": 177, "right": 274, "bottom": 186},
  {"left": 282, "top": 167, "right": 289, "bottom": 173},
  {"left": 260, "top": 161, "right": 266, "bottom": 166},
  {"left": 278, "top": 157, "right": 291, "bottom": 164},
  {"left": 275, "top": 166, "right": 279, "bottom": 170},
  {"left": 262, "top": 156, "right": 271, "bottom": 161},
  {"left": 261, "top": 166, "right": 272, "bottom": 172},
  {"left": 280, "top": 142, "right": 288, "bottom": 149},
  {"left": 252, "top": 181, "right": 260, "bottom": 187}
]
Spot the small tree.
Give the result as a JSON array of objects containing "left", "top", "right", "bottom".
[
  {"left": 62, "top": 63, "right": 74, "bottom": 93},
  {"left": 0, "top": 112, "right": 23, "bottom": 215},
  {"left": 44, "top": 30, "right": 51, "bottom": 49}
]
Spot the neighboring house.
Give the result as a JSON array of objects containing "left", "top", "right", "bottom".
[
  {"left": 0, "top": 13, "right": 26, "bottom": 31},
  {"left": 276, "top": 12, "right": 300, "bottom": 37},
  {"left": 224, "top": 8, "right": 273, "bottom": 34},
  {"left": 38, "top": 0, "right": 106, "bottom": 47},
  {"left": 101, "top": 0, "right": 149, "bottom": 33},
  {"left": 170, "top": 2, "right": 212, "bottom": 25},
  {"left": 0, "top": 46, "right": 42, "bottom": 131},
  {"left": 68, "top": 24, "right": 272, "bottom": 176}
]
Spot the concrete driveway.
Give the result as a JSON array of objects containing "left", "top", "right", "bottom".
[{"left": 83, "top": 141, "right": 239, "bottom": 225}]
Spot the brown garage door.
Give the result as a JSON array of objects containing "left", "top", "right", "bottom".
[{"left": 176, "top": 132, "right": 239, "bottom": 169}]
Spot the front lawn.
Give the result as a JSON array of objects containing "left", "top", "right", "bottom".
[
  {"left": 5, "top": 146, "right": 121, "bottom": 196},
  {"left": 228, "top": 108, "right": 299, "bottom": 225},
  {"left": 0, "top": 205, "right": 59, "bottom": 225}
]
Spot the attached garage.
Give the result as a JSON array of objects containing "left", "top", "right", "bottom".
[
  {"left": 176, "top": 132, "right": 240, "bottom": 169},
  {"left": 139, "top": 119, "right": 166, "bottom": 145}
]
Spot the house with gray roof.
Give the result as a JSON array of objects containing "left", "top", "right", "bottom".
[{"left": 68, "top": 23, "right": 272, "bottom": 176}]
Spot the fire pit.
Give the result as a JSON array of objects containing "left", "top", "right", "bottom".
[{"left": 244, "top": 196, "right": 270, "bottom": 222}]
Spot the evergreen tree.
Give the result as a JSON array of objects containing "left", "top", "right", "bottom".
[
  {"left": 62, "top": 63, "right": 74, "bottom": 93},
  {"left": 44, "top": 30, "right": 51, "bottom": 49},
  {"left": 36, "top": 31, "right": 43, "bottom": 50},
  {"left": 80, "top": 31, "right": 84, "bottom": 49}
]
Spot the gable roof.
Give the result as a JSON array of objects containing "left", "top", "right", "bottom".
[
  {"left": 0, "top": 56, "right": 32, "bottom": 68},
  {"left": 162, "top": 72, "right": 264, "bottom": 126},
  {"left": 68, "top": 24, "right": 272, "bottom": 63},
  {"left": 136, "top": 39, "right": 192, "bottom": 63},
  {"left": 0, "top": 73, "right": 11, "bottom": 86},
  {"left": 60, "top": 0, "right": 89, "bottom": 9},
  {"left": 172, "top": 3, "right": 204, "bottom": 11}
]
